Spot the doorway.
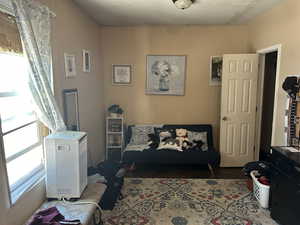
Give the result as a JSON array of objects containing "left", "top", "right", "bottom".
[
  {"left": 255, "top": 45, "right": 281, "bottom": 161},
  {"left": 259, "top": 52, "right": 278, "bottom": 158}
]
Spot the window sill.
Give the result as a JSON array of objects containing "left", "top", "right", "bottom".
[{"left": 10, "top": 168, "right": 45, "bottom": 206}]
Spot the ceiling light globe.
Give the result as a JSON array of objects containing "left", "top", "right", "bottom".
[{"left": 174, "top": 0, "right": 193, "bottom": 10}]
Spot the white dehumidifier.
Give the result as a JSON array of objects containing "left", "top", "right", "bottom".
[{"left": 44, "top": 131, "right": 87, "bottom": 199}]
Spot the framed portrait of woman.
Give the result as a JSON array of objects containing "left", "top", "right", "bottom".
[
  {"left": 146, "top": 55, "right": 186, "bottom": 96},
  {"left": 210, "top": 56, "right": 223, "bottom": 86},
  {"left": 64, "top": 53, "right": 76, "bottom": 78}
]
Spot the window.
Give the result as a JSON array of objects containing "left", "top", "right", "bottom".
[{"left": 0, "top": 52, "right": 44, "bottom": 204}]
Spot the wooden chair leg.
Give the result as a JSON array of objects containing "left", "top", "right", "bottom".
[{"left": 208, "top": 163, "right": 216, "bottom": 178}]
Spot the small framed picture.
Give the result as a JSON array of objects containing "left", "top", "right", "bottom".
[
  {"left": 210, "top": 56, "right": 223, "bottom": 86},
  {"left": 112, "top": 65, "right": 132, "bottom": 85},
  {"left": 64, "top": 53, "right": 76, "bottom": 78},
  {"left": 83, "top": 50, "right": 91, "bottom": 72}
]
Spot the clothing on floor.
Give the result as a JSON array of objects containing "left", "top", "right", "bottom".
[{"left": 27, "top": 207, "right": 81, "bottom": 225}]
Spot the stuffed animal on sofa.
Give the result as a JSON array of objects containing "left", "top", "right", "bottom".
[
  {"left": 176, "top": 128, "right": 189, "bottom": 148},
  {"left": 191, "top": 140, "right": 204, "bottom": 151},
  {"left": 159, "top": 130, "right": 181, "bottom": 150},
  {"left": 182, "top": 140, "right": 193, "bottom": 151},
  {"left": 159, "top": 137, "right": 181, "bottom": 151},
  {"left": 155, "top": 128, "right": 175, "bottom": 141},
  {"left": 147, "top": 130, "right": 175, "bottom": 149},
  {"left": 160, "top": 130, "right": 172, "bottom": 140},
  {"left": 147, "top": 133, "right": 160, "bottom": 149}
]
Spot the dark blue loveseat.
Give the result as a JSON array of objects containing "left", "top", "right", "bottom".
[{"left": 122, "top": 124, "right": 220, "bottom": 170}]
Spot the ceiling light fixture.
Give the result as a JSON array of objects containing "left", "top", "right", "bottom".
[{"left": 172, "top": 0, "right": 195, "bottom": 10}]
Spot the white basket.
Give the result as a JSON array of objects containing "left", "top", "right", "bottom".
[{"left": 250, "top": 171, "right": 270, "bottom": 208}]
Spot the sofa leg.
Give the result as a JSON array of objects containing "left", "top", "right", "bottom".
[
  {"left": 129, "top": 162, "right": 136, "bottom": 171},
  {"left": 208, "top": 163, "right": 215, "bottom": 178}
]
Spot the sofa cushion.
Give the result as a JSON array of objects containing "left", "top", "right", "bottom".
[
  {"left": 154, "top": 127, "right": 176, "bottom": 141},
  {"left": 157, "top": 138, "right": 181, "bottom": 151},
  {"left": 127, "top": 125, "right": 163, "bottom": 145},
  {"left": 122, "top": 148, "right": 220, "bottom": 166},
  {"left": 187, "top": 131, "right": 208, "bottom": 151}
]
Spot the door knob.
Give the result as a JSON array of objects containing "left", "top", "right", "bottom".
[{"left": 222, "top": 117, "right": 228, "bottom": 121}]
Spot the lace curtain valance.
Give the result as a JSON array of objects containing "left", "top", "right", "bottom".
[{"left": 0, "top": 10, "right": 23, "bottom": 54}]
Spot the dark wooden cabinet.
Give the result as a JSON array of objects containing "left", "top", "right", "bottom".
[{"left": 270, "top": 147, "right": 300, "bottom": 225}]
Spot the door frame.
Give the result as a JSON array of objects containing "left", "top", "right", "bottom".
[{"left": 254, "top": 44, "right": 282, "bottom": 161}]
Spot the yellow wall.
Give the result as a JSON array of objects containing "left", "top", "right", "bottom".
[
  {"left": 101, "top": 25, "right": 250, "bottom": 147},
  {"left": 248, "top": 0, "right": 300, "bottom": 145},
  {"left": 2, "top": 0, "right": 300, "bottom": 224},
  {"left": 0, "top": 1, "right": 104, "bottom": 225}
]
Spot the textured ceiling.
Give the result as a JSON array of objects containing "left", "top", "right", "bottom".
[{"left": 74, "top": 0, "right": 284, "bottom": 26}]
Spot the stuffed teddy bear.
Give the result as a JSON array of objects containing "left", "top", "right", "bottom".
[{"left": 175, "top": 129, "right": 189, "bottom": 148}]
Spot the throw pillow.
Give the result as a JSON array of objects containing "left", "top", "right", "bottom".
[
  {"left": 187, "top": 131, "right": 208, "bottom": 151},
  {"left": 129, "top": 125, "right": 163, "bottom": 145},
  {"left": 157, "top": 137, "right": 182, "bottom": 151},
  {"left": 154, "top": 128, "right": 175, "bottom": 142}
]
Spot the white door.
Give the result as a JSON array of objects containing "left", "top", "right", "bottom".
[{"left": 220, "top": 54, "right": 259, "bottom": 167}]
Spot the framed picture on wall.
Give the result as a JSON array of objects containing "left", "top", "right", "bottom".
[
  {"left": 83, "top": 49, "right": 91, "bottom": 72},
  {"left": 146, "top": 55, "right": 186, "bottom": 96},
  {"left": 210, "top": 56, "right": 223, "bottom": 86},
  {"left": 112, "top": 64, "right": 132, "bottom": 85},
  {"left": 64, "top": 53, "right": 76, "bottom": 78}
]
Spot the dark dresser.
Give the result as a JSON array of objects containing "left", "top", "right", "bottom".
[{"left": 270, "top": 146, "right": 300, "bottom": 225}]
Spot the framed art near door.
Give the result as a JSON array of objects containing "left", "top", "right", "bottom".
[{"left": 146, "top": 55, "right": 186, "bottom": 96}]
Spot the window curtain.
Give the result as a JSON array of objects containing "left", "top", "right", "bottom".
[{"left": 10, "top": 0, "right": 66, "bottom": 132}]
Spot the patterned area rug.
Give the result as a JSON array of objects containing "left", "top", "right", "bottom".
[{"left": 102, "top": 178, "right": 278, "bottom": 225}]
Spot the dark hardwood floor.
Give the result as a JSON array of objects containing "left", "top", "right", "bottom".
[{"left": 125, "top": 164, "right": 245, "bottom": 179}]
